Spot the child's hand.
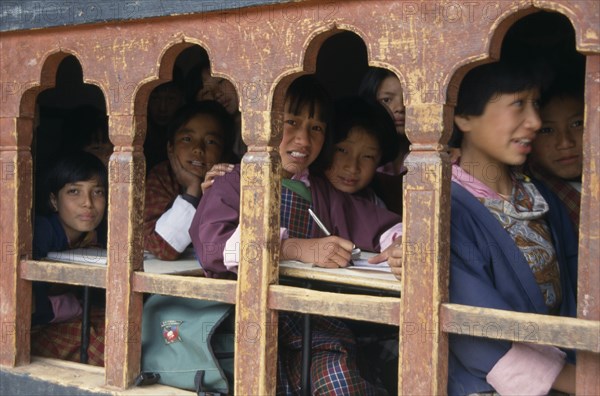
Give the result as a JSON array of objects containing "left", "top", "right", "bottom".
[
  {"left": 281, "top": 237, "right": 354, "bottom": 268},
  {"left": 368, "top": 239, "right": 402, "bottom": 280},
  {"left": 168, "top": 150, "right": 202, "bottom": 197},
  {"left": 201, "top": 163, "right": 234, "bottom": 193}
]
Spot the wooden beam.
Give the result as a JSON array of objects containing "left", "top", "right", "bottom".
[
  {"left": 132, "top": 273, "right": 236, "bottom": 304},
  {"left": 441, "top": 303, "right": 600, "bottom": 353},
  {"left": 576, "top": 53, "right": 600, "bottom": 395},
  {"left": 235, "top": 150, "right": 280, "bottom": 396},
  {"left": 103, "top": 144, "right": 145, "bottom": 389},
  {"left": 269, "top": 285, "right": 400, "bottom": 325},
  {"left": 2, "top": 357, "right": 194, "bottom": 395},
  {"left": 398, "top": 105, "right": 451, "bottom": 395},
  {"left": 0, "top": 116, "right": 33, "bottom": 367},
  {"left": 20, "top": 260, "right": 106, "bottom": 289}
]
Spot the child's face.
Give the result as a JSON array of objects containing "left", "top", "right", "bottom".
[
  {"left": 51, "top": 177, "right": 106, "bottom": 242},
  {"left": 455, "top": 89, "right": 541, "bottom": 168},
  {"left": 197, "top": 68, "right": 239, "bottom": 115},
  {"left": 376, "top": 76, "right": 405, "bottom": 135},
  {"left": 279, "top": 103, "right": 326, "bottom": 177},
  {"left": 325, "top": 127, "right": 382, "bottom": 194},
  {"left": 83, "top": 134, "right": 113, "bottom": 167},
  {"left": 530, "top": 96, "right": 584, "bottom": 180},
  {"left": 168, "top": 113, "right": 225, "bottom": 180},
  {"left": 149, "top": 87, "right": 184, "bottom": 126}
]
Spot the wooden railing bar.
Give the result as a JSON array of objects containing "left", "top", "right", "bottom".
[
  {"left": 20, "top": 260, "right": 106, "bottom": 289},
  {"left": 269, "top": 285, "right": 400, "bottom": 325},
  {"left": 132, "top": 272, "right": 237, "bottom": 304},
  {"left": 441, "top": 303, "right": 600, "bottom": 353}
]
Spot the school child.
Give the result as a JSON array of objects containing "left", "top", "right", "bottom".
[
  {"left": 322, "top": 96, "right": 399, "bottom": 207},
  {"left": 144, "top": 81, "right": 185, "bottom": 172},
  {"left": 143, "top": 100, "right": 236, "bottom": 260},
  {"left": 189, "top": 63, "right": 246, "bottom": 159},
  {"left": 358, "top": 67, "right": 410, "bottom": 176},
  {"left": 447, "top": 60, "right": 578, "bottom": 395},
  {"left": 527, "top": 70, "right": 584, "bottom": 233},
  {"left": 61, "top": 105, "right": 113, "bottom": 167},
  {"left": 30, "top": 151, "right": 108, "bottom": 366},
  {"left": 191, "top": 75, "right": 402, "bottom": 394}
]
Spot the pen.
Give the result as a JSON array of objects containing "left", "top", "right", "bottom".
[
  {"left": 308, "top": 208, "right": 361, "bottom": 259},
  {"left": 308, "top": 208, "right": 331, "bottom": 236}
]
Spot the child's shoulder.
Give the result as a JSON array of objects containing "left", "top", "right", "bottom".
[
  {"left": 34, "top": 213, "right": 61, "bottom": 233},
  {"left": 147, "top": 160, "right": 172, "bottom": 178}
]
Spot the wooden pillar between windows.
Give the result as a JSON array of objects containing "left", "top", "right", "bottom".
[
  {"left": 104, "top": 114, "right": 145, "bottom": 388},
  {"left": 576, "top": 53, "right": 600, "bottom": 395},
  {"left": 398, "top": 103, "right": 451, "bottom": 395},
  {"left": 0, "top": 116, "right": 33, "bottom": 367},
  {"left": 235, "top": 110, "right": 281, "bottom": 395}
]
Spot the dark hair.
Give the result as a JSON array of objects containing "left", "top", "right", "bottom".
[
  {"left": 61, "top": 105, "right": 109, "bottom": 151},
  {"left": 320, "top": 96, "right": 399, "bottom": 172},
  {"left": 450, "top": 59, "right": 549, "bottom": 147},
  {"left": 184, "top": 63, "right": 210, "bottom": 104},
  {"left": 540, "top": 61, "right": 585, "bottom": 107},
  {"left": 39, "top": 151, "right": 108, "bottom": 215},
  {"left": 284, "top": 75, "right": 334, "bottom": 172},
  {"left": 166, "top": 100, "right": 236, "bottom": 161},
  {"left": 358, "top": 67, "right": 396, "bottom": 102},
  {"left": 151, "top": 81, "right": 184, "bottom": 97},
  {"left": 285, "top": 75, "right": 333, "bottom": 124}
]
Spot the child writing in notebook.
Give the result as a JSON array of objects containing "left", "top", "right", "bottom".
[
  {"left": 191, "top": 75, "right": 401, "bottom": 394},
  {"left": 144, "top": 100, "right": 236, "bottom": 260},
  {"left": 322, "top": 96, "right": 399, "bottom": 207},
  {"left": 446, "top": 60, "right": 578, "bottom": 395},
  {"left": 192, "top": 75, "right": 401, "bottom": 277}
]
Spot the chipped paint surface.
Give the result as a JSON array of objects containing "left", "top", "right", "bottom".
[{"left": 0, "top": 0, "right": 598, "bottom": 394}]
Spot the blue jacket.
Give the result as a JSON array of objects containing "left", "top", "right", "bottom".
[
  {"left": 31, "top": 213, "right": 70, "bottom": 325},
  {"left": 448, "top": 181, "right": 578, "bottom": 395},
  {"left": 31, "top": 213, "right": 107, "bottom": 325}
]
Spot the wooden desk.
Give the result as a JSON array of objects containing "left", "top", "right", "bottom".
[
  {"left": 279, "top": 260, "right": 400, "bottom": 294},
  {"left": 279, "top": 254, "right": 400, "bottom": 395},
  {"left": 46, "top": 248, "right": 204, "bottom": 276},
  {"left": 279, "top": 251, "right": 400, "bottom": 294}
]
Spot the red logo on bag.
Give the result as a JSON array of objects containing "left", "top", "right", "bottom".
[{"left": 161, "top": 320, "right": 183, "bottom": 344}]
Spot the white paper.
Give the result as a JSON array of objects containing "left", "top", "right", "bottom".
[
  {"left": 348, "top": 252, "right": 391, "bottom": 272},
  {"left": 46, "top": 248, "right": 107, "bottom": 266}
]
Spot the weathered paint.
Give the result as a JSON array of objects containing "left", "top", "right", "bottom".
[
  {"left": 576, "top": 53, "right": 600, "bottom": 396},
  {"left": 0, "top": 1, "right": 598, "bottom": 394}
]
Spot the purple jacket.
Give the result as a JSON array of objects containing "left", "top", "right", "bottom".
[{"left": 190, "top": 165, "right": 401, "bottom": 278}]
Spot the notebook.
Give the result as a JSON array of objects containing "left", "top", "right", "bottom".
[
  {"left": 347, "top": 251, "right": 391, "bottom": 273},
  {"left": 45, "top": 248, "right": 202, "bottom": 274}
]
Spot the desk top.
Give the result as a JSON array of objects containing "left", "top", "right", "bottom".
[
  {"left": 279, "top": 260, "right": 401, "bottom": 293},
  {"left": 46, "top": 248, "right": 203, "bottom": 276},
  {"left": 46, "top": 249, "right": 400, "bottom": 292}
]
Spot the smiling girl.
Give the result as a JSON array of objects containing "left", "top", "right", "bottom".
[
  {"left": 447, "top": 60, "right": 578, "bottom": 395},
  {"left": 323, "top": 96, "right": 399, "bottom": 206},
  {"left": 143, "top": 100, "right": 235, "bottom": 260},
  {"left": 191, "top": 75, "right": 402, "bottom": 394}
]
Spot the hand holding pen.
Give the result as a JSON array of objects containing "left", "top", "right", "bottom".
[
  {"left": 308, "top": 208, "right": 361, "bottom": 265},
  {"left": 278, "top": 208, "right": 357, "bottom": 268}
]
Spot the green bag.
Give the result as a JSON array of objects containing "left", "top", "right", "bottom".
[{"left": 140, "top": 295, "right": 235, "bottom": 395}]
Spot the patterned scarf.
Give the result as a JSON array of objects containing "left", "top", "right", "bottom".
[
  {"left": 452, "top": 164, "right": 562, "bottom": 314},
  {"left": 528, "top": 167, "right": 580, "bottom": 235}
]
